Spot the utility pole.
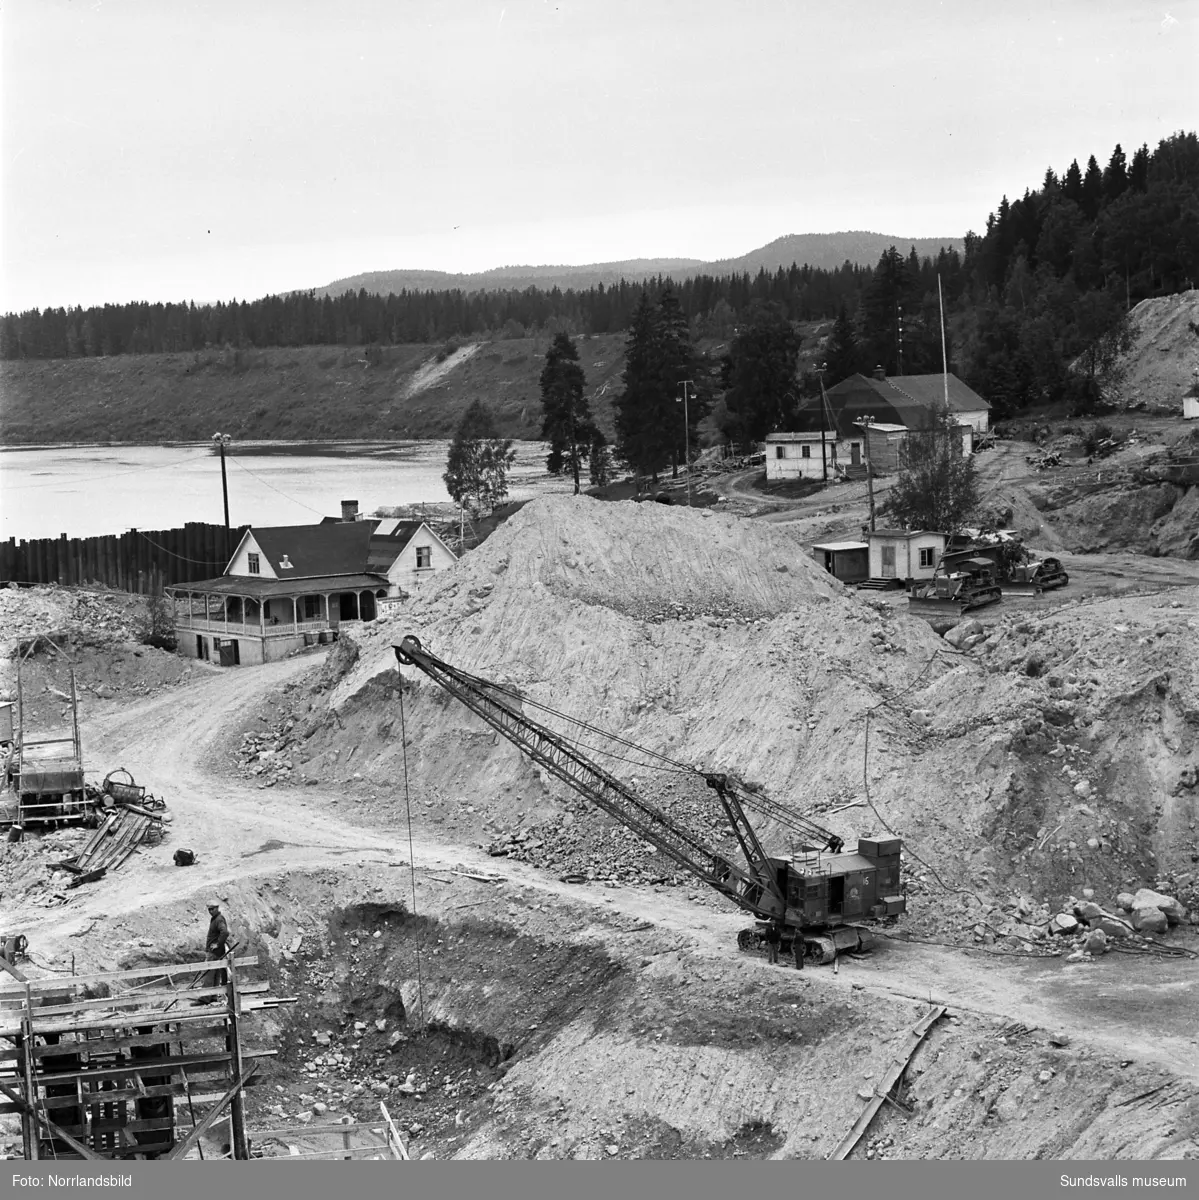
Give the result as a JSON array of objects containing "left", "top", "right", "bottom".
[
  {"left": 896, "top": 305, "right": 904, "bottom": 376},
  {"left": 815, "top": 364, "right": 830, "bottom": 483},
  {"left": 212, "top": 433, "right": 232, "bottom": 528},
  {"left": 858, "top": 416, "right": 877, "bottom": 531},
  {"left": 677, "top": 380, "right": 695, "bottom": 507}
]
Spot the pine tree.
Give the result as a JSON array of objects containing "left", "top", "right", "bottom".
[
  {"left": 1063, "top": 159, "right": 1084, "bottom": 205},
  {"left": 1103, "top": 143, "right": 1128, "bottom": 201},
  {"left": 1081, "top": 154, "right": 1104, "bottom": 219},
  {"left": 443, "top": 399, "right": 516, "bottom": 516},
  {"left": 823, "top": 303, "right": 859, "bottom": 384},
  {"left": 719, "top": 302, "right": 802, "bottom": 445},
  {"left": 538, "top": 331, "right": 595, "bottom": 494},
  {"left": 613, "top": 286, "right": 707, "bottom": 484}
]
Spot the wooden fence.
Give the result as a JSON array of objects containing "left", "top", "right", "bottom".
[{"left": 0, "top": 523, "right": 248, "bottom": 595}]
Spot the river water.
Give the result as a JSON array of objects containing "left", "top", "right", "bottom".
[{"left": 0, "top": 441, "right": 563, "bottom": 541}]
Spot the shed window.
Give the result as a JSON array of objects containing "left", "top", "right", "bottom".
[
  {"left": 775, "top": 446, "right": 785, "bottom": 459},
  {"left": 919, "top": 547, "right": 936, "bottom": 568},
  {"left": 801, "top": 445, "right": 811, "bottom": 459},
  {"left": 416, "top": 546, "right": 432, "bottom": 568},
  {"left": 247, "top": 552, "right": 260, "bottom": 575}
]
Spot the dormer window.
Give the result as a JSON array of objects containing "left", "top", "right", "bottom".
[
  {"left": 279, "top": 555, "right": 294, "bottom": 569},
  {"left": 247, "top": 552, "right": 260, "bottom": 575}
]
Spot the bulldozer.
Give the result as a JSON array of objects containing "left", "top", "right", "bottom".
[{"left": 907, "top": 556, "right": 1002, "bottom": 617}]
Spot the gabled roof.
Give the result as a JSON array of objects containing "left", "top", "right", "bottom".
[
  {"left": 884, "top": 373, "right": 991, "bottom": 413},
  {"left": 367, "top": 520, "right": 425, "bottom": 573},
  {"left": 246, "top": 523, "right": 375, "bottom": 579}
]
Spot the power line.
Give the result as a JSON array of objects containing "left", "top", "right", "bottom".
[
  {"left": 1, "top": 451, "right": 211, "bottom": 490},
  {"left": 227, "top": 456, "right": 330, "bottom": 517}
]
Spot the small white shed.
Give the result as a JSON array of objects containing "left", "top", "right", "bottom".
[
  {"left": 867, "top": 529, "right": 947, "bottom": 583},
  {"left": 1184, "top": 395, "right": 1199, "bottom": 420}
]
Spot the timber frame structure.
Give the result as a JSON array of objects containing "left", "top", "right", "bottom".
[{"left": 0, "top": 953, "right": 291, "bottom": 1161}]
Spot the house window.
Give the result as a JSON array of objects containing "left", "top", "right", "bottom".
[
  {"left": 775, "top": 447, "right": 785, "bottom": 459},
  {"left": 247, "top": 552, "right": 260, "bottom": 575},
  {"left": 303, "top": 596, "right": 322, "bottom": 620},
  {"left": 801, "top": 445, "right": 811, "bottom": 459},
  {"left": 919, "top": 547, "right": 936, "bottom": 568},
  {"left": 416, "top": 546, "right": 432, "bottom": 569}
]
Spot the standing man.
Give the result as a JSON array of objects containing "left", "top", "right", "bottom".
[
  {"left": 204, "top": 899, "right": 230, "bottom": 992},
  {"left": 764, "top": 923, "right": 781, "bottom": 965}
]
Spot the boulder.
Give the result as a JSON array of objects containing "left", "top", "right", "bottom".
[
  {"left": 1130, "top": 907, "right": 1168, "bottom": 935},
  {"left": 1131, "top": 888, "right": 1187, "bottom": 926},
  {"left": 1084, "top": 929, "right": 1108, "bottom": 956},
  {"left": 1050, "top": 913, "right": 1080, "bottom": 936},
  {"left": 1090, "top": 915, "right": 1132, "bottom": 940},
  {"left": 945, "top": 619, "right": 985, "bottom": 650},
  {"left": 1072, "top": 901, "right": 1105, "bottom": 923},
  {"left": 1115, "top": 892, "right": 1136, "bottom": 912}
]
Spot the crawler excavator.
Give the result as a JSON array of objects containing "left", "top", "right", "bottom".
[{"left": 393, "top": 636, "right": 907, "bottom": 968}]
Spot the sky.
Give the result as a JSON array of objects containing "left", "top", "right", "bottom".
[{"left": 1, "top": 0, "right": 1195, "bottom": 311}]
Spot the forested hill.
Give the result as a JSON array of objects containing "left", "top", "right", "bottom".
[
  {"left": 316, "top": 232, "right": 962, "bottom": 296},
  {"left": 2, "top": 132, "right": 1195, "bottom": 431}
]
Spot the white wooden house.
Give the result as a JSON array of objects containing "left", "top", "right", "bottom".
[
  {"left": 867, "top": 529, "right": 946, "bottom": 585},
  {"left": 166, "top": 517, "right": 457, "bottom": 666}
]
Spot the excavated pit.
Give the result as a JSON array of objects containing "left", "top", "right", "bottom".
[{"left": 199, "top": 870, "right": 1199, "bottom": 1162}]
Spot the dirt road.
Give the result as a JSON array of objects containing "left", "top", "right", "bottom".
[{"left": 14, "top": 655, "right": 1196, "bottom": 1089}]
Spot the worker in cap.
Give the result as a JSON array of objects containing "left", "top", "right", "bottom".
[{"left": 201, "top": 898, "right": 231, "bottom": 996}]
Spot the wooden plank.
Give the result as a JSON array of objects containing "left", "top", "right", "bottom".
[
  {"left": 0, "top": 1079, "right": 103, "bottom": 1161},
  {"left": 0, "top": 956, "right": 259, "bottom": 997},
  {"left": 1, "top": 1006, "right": 232, "bottom": 1039},
  {"left": 0, "top": 1075, "right": 264, "bottom": 1116},
  {"left": 379, "top": 1100, "right": 409, "bottom": 1161},
  {"left": 252, "top": 1122, "right": 390, "bottom": 1140},
  {"left": 165, "top": 1063, "right": 258, "bottom": 1160},
  {"left": 55, "top": 1116, "right": 175, "bottom": 1137},
  {"left": 26, "top": 1025, "right": 232, "bottom": 1059},
  {"left": 24, "top": 984, "right": 234, "bottom": 1019},
  {"left": 261, "top": 1145, "right": 391, "bottom": 1161},
  {"left": 25, "top": 1050, "right": 234, "bottom": 1085},
  {"left": 829, "top": 1004, "right": 946, "bottom": 1161}
]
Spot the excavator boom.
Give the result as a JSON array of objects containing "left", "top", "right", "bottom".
[{"left": 394, "top": 636, "right": 785, "bottom": 918}]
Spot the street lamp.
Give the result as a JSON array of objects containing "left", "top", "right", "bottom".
[
  {"left": 212, "top": 433, "right": 232, "bottom": 528},
  {"left": 676, "top": 380, "right": 695, "bottom": 507}
]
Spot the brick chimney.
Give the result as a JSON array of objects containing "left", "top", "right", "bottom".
[
  {"left": 872, "top": 365, "right": 886, "bottom": 380},
  {"left": 341, "top": 500, "right": 359, "bottom": 522}
]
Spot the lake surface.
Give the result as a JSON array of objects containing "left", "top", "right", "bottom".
[{"left": 0, "top": 441, "right": 563, "bottom": 540}]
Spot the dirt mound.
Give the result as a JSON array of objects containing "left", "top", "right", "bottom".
[
  {"left": 268, "top": 495, "right": 1197, "bottom": 949},
  {"left": 1112, "top": 290, "right": 1199, "bottom": 410}
]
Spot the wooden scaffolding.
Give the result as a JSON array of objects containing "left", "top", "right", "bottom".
[{"left": 0, "top": 953, "right": 290, "bottom": 1161}]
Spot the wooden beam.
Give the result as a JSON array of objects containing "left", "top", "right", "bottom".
[
  {"left": 379, "top": 1101, "right": 409, "bottom": 1161},
  {"left": 25, "top": 984, "right": 236, "bottom": 1019},
  {"left": 2, "top": 1005, "right": 234, "bottom": 1038},
  {"left": 0, "top": 955, "right": 28, "bottom": 985},
  {"left": 0, "top": 1079, "right": 103, "bottom": 1161},
  {"left": 0, "top": 956, "right": 259, "bottom": 996},
  {"left": 165, "top": 1064, "right": 258, "bottom": 1160},
  {"left": 261, "top": 1144, "right": 391, "bottom": 1161},
  {"left": 252, "top": 1122, "right": 391, "bottom": 1140},
  {"left": 829, "top": 1004, "right": 946, "bottom": 1161},
  {"left": 0, "top": 1075, "right": 265, "bottom": 1117},
  {"left": 25, "top": 1024, "right": 231, "bottom": 1059}
]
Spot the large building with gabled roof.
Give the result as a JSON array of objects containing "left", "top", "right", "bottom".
[{"left": 166, "top": 512, "right": 456, "bottom": 666}]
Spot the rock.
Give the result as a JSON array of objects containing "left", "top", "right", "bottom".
[
  {"left": 1131, "top": 888, "right": 1187, "bottom": 925},
  {"left": 313, "top": 1031, "right": 332, "bottom": 1047},
  {"left": 1084, "top": 929, "right": 1108, "bottom": 956},
  {"left": 605, "top": 1145, "right": 619, "bottom": 1156},
  {"left": 1130, "top": 906, "right": 1169, "bottom": 934},
  {"left": 1115, "top": 892, "right": 1136, "bottom": 912},
  {"left": 387, "top": 1031, "right": 406, "bottom": 1049},
  {"left": 1072, "top": 901, "right": 1105, "bottom": 923},
  {"left": 312, "top": 1102, "right": 329, "bottom": 1116},
  {"left": 1090, "top": 915, "right": 1132, "bottom": 940},
  {"left": 944, "top": 619, "right": 985, "bottom": 650},
  {"left": 297, "top": 1112, "right": 313, "bottom": 1124},
  {"left": 1038, "top": 1070, "right": 1054, "bottom": 1083},
  {"left": 371, "top": 1081, "right": 390, "bottom": 1097},
  {"left": 1048, "top": 1032, "right": 1071, "bottom": 1048},
  {"left": 1073, "top": 780, "right": 1092, "bottom": 798},
  {"left": 1050, "top": 913, "right": 1080, "bottom": 936}
]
